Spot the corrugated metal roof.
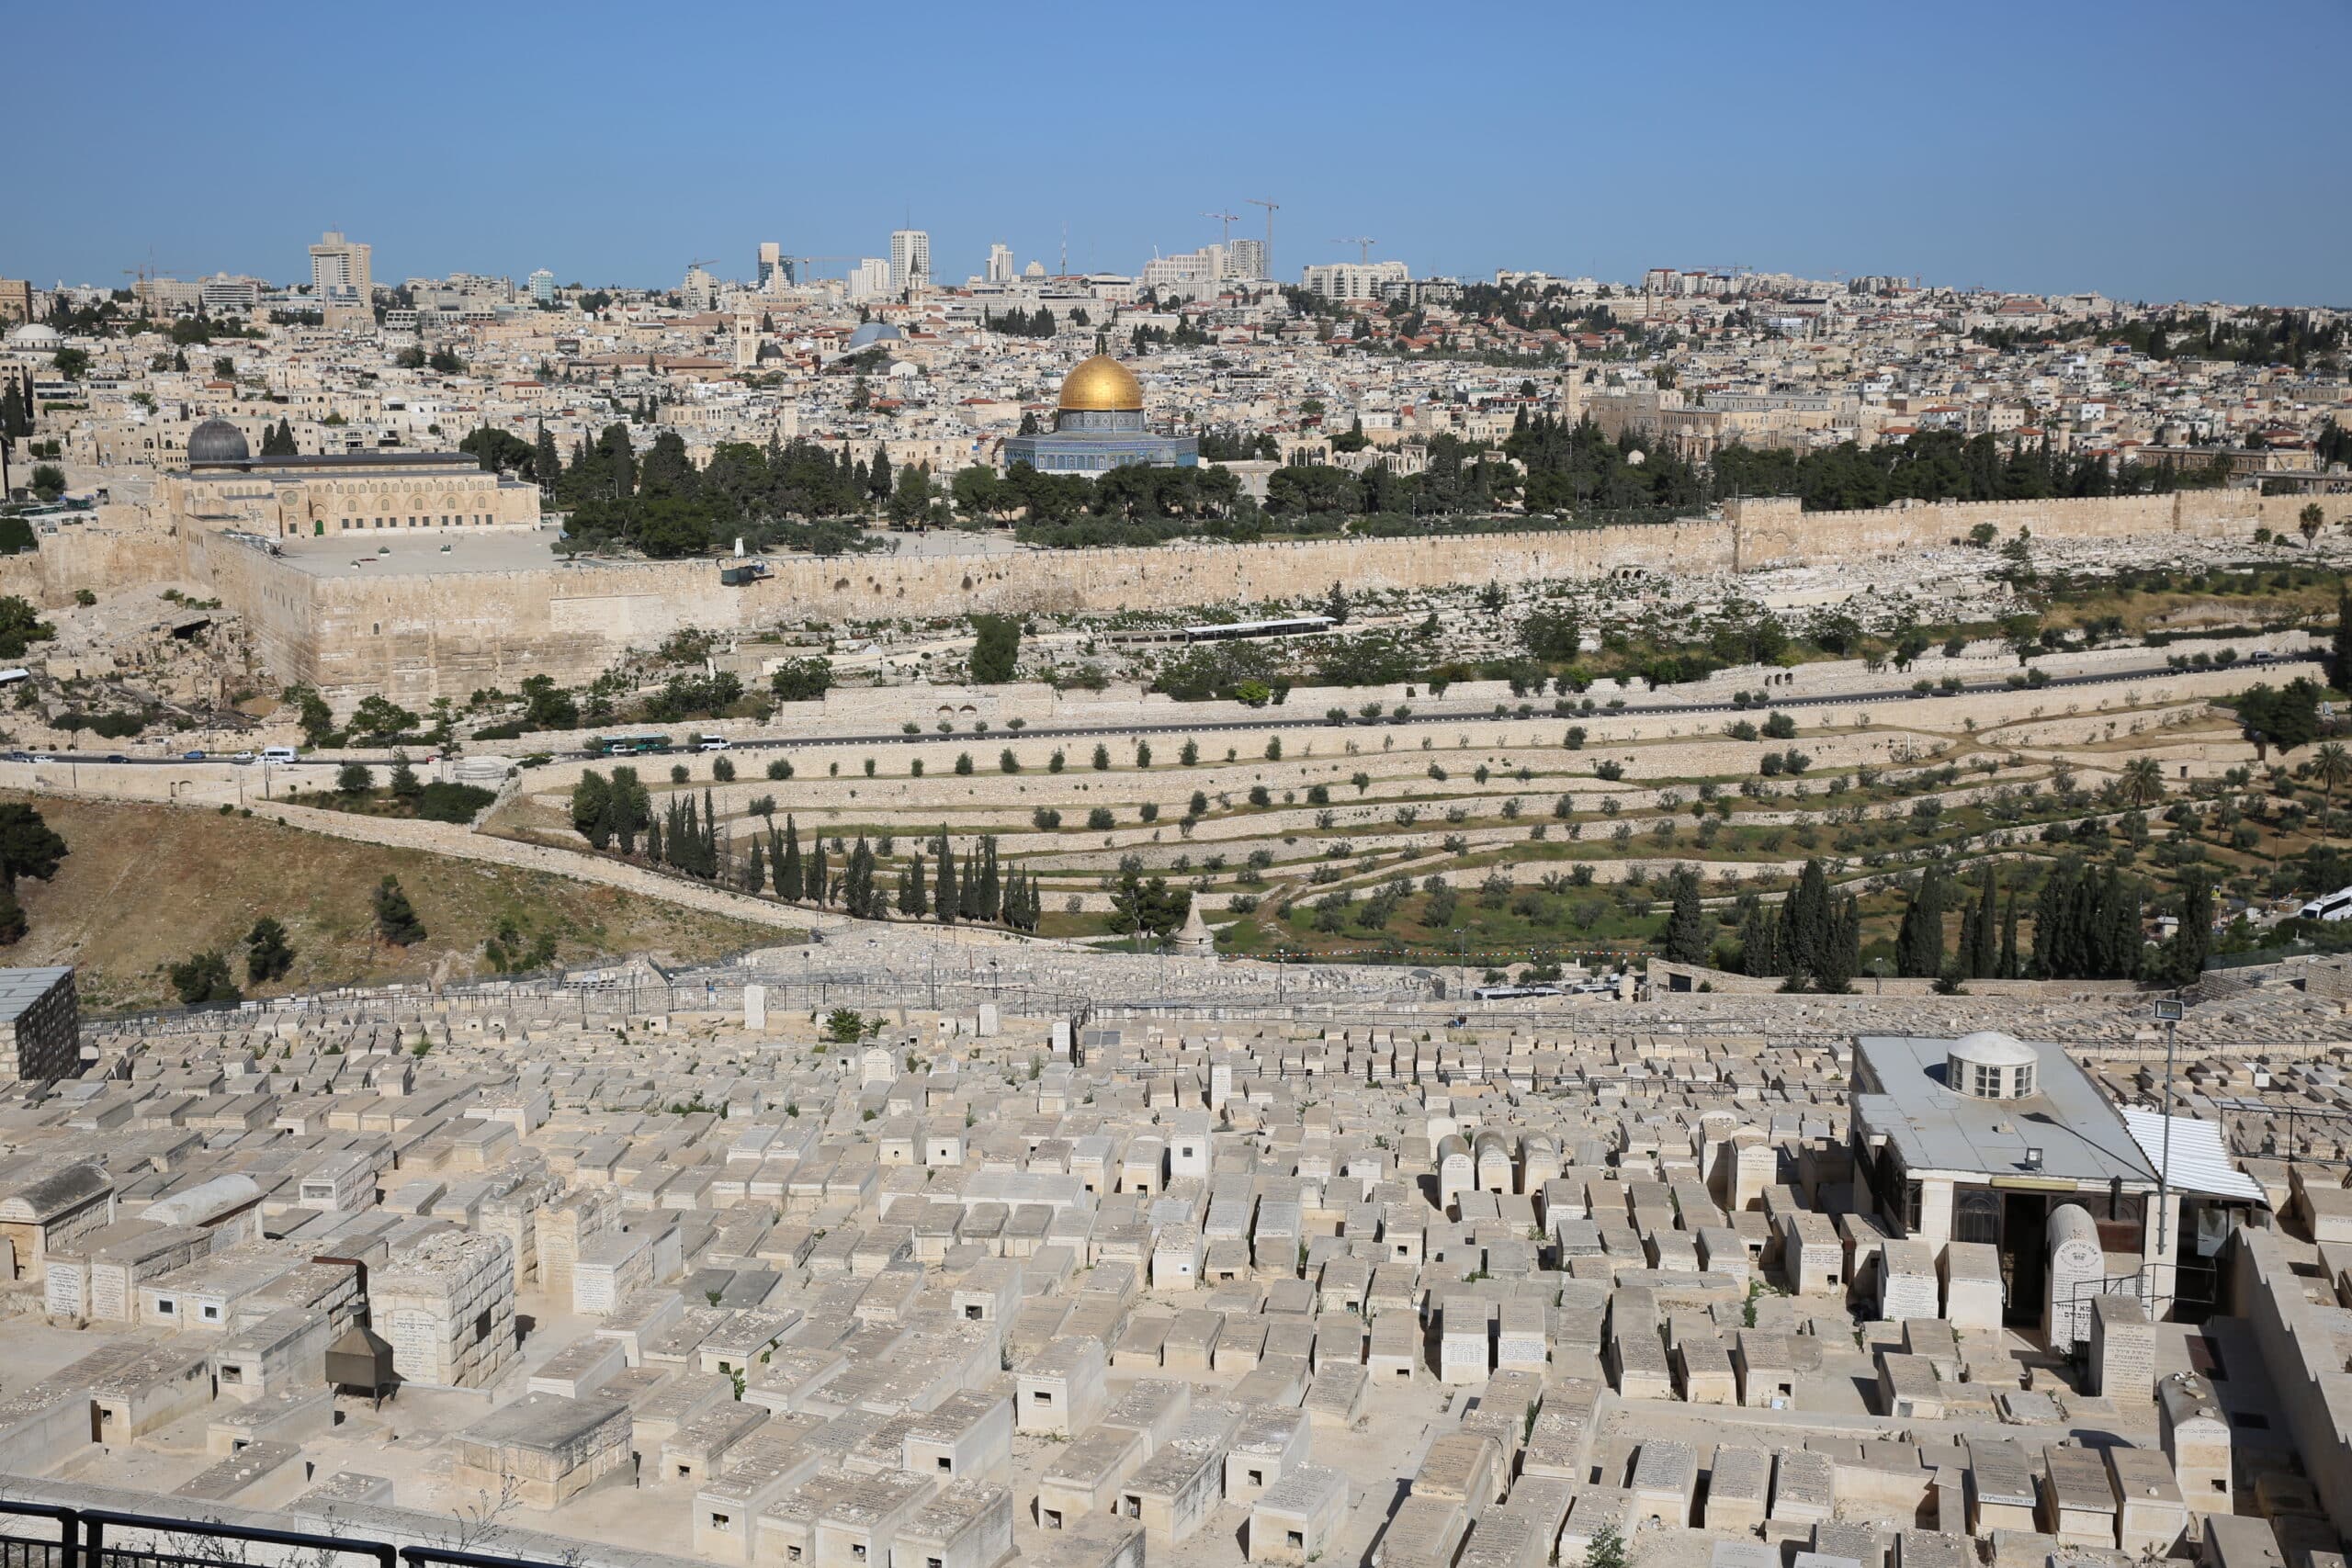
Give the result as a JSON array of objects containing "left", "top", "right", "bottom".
[{"left": 2119, "top": 1107, "right": 2267, "bottom": 1204}]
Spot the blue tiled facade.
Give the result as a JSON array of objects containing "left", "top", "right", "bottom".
[{"left": 1002, "top": 407, "right": 1198, "bottom": 474}]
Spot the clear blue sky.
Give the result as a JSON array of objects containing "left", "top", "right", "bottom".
[{"left": 18, "top": 0, "right": 2349, "bottom": 305}]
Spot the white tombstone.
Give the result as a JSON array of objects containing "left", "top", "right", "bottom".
[
  {"left": 743, "top": 984, "right": 766, "bottom": 1032},
  {"left": 2045, "top": 1203, "right": 2108, "bottom": 1351},
  {"left": 977, "top": 1003, "right": 1000, "bottom": 1037}
]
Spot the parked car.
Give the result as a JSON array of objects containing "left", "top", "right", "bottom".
[{"left": 182, "top": 750, "right": 207, "bottom": 761}]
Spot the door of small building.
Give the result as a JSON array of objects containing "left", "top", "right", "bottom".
[{"left": 2001, "top": 1192, "right": 2047, "bottom": 1326}]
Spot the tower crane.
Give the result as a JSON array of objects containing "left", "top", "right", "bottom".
[
  {"left": 1202, "top": 210, "right": 1240, "bottom": 246},
  {"left": 1246, "top": 198, "right": 1278, "bottom": 278},
  {"left": 1329, "top": 237, "right": 1377, "bottom": 264},
  {"left": 684, "top": 258, "right": 718, "bottom": 275}
]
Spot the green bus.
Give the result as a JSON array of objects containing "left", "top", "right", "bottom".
[{"left": 590, "top": 734, "right": 672, "bottom": 756}]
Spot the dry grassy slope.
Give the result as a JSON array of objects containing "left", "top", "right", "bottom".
[{"left": 3, "top": 794, "right": 775, "bottom": 1012}]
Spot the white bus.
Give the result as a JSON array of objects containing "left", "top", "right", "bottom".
[{"left": 2299, "top": 886, "right": 2352, "bottom": 921}]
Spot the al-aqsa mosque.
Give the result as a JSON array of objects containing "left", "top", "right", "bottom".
[{"left": 1001, "top": 355, "right": 1197, "bottom": 475}]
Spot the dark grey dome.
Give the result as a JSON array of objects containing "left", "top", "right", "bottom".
[{"left": 187, "top": 418, "right": 250, "bottom": 466}]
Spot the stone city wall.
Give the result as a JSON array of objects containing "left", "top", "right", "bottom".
[
  {"left": 169, "top": 487, "right": 2348, "bottom": 705},
  {"left": 0, "top": 514, "right": 182, "bottom": 607}
]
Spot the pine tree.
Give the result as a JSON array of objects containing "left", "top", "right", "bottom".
[
  {"left": 371, "top": 876, "right": 426, "bottom": 946},
  {"left": 778, "top": 816, "right": 803, "bottom": 901}
]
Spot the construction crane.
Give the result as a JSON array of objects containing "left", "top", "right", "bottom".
[
  {"left": 1246, "top": 198, "right": 1278, "bottom": 278},
  {"left": 787, "top": 255, "right": 854, "bottom": 280},
  {"left": 122, "top": 251, "right": 183, "bottom": 293},
  {"left": 1330, "top": 237, "right": 1377, "bottom": 264},
  {"left": 684, "top": 258, "right": 718, "bottom": 276},
  {"left": 1202, "top": 210, "right": 1240, "bottom": 246}
]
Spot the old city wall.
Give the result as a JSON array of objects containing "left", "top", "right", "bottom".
[
  {"left": 184, "top": 487, "right": 2345, "bottom": 705},
  {"left": 182, "top": 531, "right": 321, "bottom": 689},
  {"left": 1727, "top": 488, "right": 2350, "bottom": 570},
  {"left": 0, "top": 512, "right": 182, "bottom": 609},
  {"left": 243, "top": 521, "right": 1741, "bottom": 705}
]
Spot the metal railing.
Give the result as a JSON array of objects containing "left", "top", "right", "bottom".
[{"left": 0, "top": 1507, "right": 594, "bottom": 1568}]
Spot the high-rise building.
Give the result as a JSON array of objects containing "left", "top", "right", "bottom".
[
  {"left": 888, "top": 230, "right": 931, "bottom": 296},
  {"left": 1299, "top": 260, "right": 1409, "bottom": 301},
  {"left": 757, "top": 242, "right": 785, "bottom": 289},
  {"left": 846, "top": 258, "right": 891, "bottom": 302},
  {"left": 987, "top": 243, "right": 1014, "bottom": 284},
  {"left": 527, "top": 269, "right": 556, "bottom": 306},
  {"left": 1228, "top": 239, "right": 1268, "bottom": 281},
  {"left": 308, "top": 230, "right": 373, "bottom": 329},
  {"left": 683, "top": 264, "right": 718, "bottom": 311}
]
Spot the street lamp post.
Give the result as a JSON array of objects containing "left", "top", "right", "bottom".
[{"left": 2154, "top": 997, "right": 2182, "bottom": 1262}]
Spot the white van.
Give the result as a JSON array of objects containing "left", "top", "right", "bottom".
[
  {"left": 696, "top": 735, "right": 730, "bottom": 752},
  {"left": 261, "top": 746, "right": 300, "bottom": 763}
]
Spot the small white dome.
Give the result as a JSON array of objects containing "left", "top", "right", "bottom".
[
  {"left": 6, "top": 322, "right": 62, "bottom": 347},
  {"left": 1951, "top": 1030, "right": 2036, "bottom": 1067}
]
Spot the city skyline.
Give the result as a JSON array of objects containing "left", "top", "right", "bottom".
[{"left": 13, "top": 0, "right": 2351, "bottom": 306}]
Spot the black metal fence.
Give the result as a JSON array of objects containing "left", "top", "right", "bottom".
[{"left": 0, "top": 1506, "right": 590, "bottom": 1568}]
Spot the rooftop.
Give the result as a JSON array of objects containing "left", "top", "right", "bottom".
[{"left": 1853, "top": 1032, "right": 2155, "bottom": 1186}]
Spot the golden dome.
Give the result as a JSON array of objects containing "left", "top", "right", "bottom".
[{"left": 1057, "top": 355, "right": 1144, "bottom": 412}]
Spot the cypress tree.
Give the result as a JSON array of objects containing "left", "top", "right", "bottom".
[
  {"left": 1998, "top": 888, "right": 2019, "bottom": 979},
  {"left": 703, "top": 790, "right": 720, "bottom": 877},
  {"left": 534, "top": 421, "right": 560, "bottom": 488},
  {"left": 1894, "top": 866, "right": 1946, "bottom": 978},
  {"left": 979, "top": 837, "right": 1001, "bottom": 923},
  {"left": 1816, "top": 897, "right": 1860, "bottom": 993},
  {"left": 1663, "top": 865, "right": 1706, "bottom": 964},
  {"left": 1969, "top": 867, "right": 1999, "bottom": 979},
  {"left": 741, "top": 834, "right": 764, "bottom": 894},
  {"left": 645, "top": 813, "right": 662, "bottom": 866},
  {"left": 2335, "top": 583, "right": 2352, "bottom": 692},
  {"left": 808, "top": 838, "right": 828, "bottom": 907},
  {"left": 934, "top": 829, "right": 957, "bottom": 923},
  {"left": 958, "top": 848, "right": 982, "bottom": 921},
  {"left": 777, "top": 816, "right": 803, "bottom": 901}
]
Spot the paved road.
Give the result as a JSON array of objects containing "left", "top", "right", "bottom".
[{"left": 27, "top": 653, "right": 2311, "bottom": 767}]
